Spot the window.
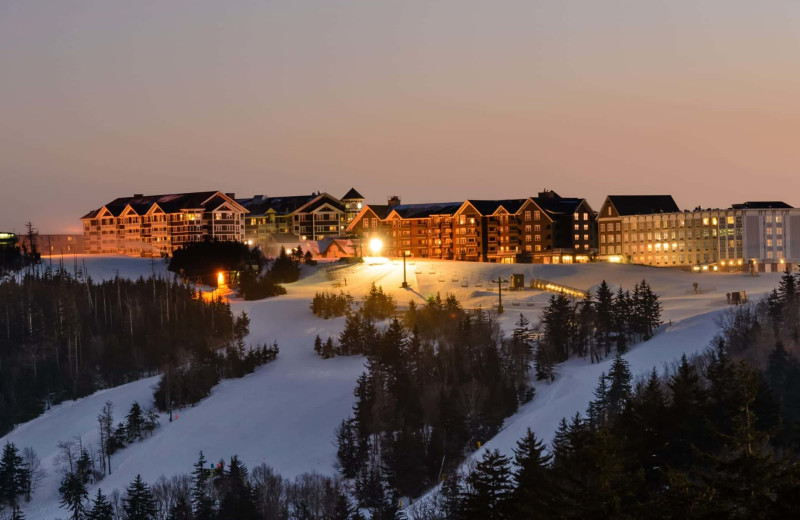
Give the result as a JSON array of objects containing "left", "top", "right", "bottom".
[
  {"left": 600, "top": 224, "right": 606, "bottom": 232},
  {"left": 615, "top": 223, "right": 621, "bottom": 231},
  {"left": 608, "top": 207, "right": 612, "bottom": 216},
  {"left": 524, "top": 211, "right": 531, "bottom": 221},
  {"left": 525, "top": 225, "right": 531, "bottom": 232},
  {"left": 525, "top": 245, "right": 532, "bottom": 252},
  {"left": 574, "top": 234, "right": 579, "bottom": 241},
  {"left": 535, "top": 245, "right": 541, "bottom": 252},
  {"left": 574, "top": 224, "right": 579, "bottom": 231},
  {"left": 533, "top": 211, "right": 541, "bottom": 220},
  {"left": 534, "top": 225, "right": 541, "bottom": 232},
  {"left": 534, "top": 234, "right": 541, "bottom": 242},
  {"left": 583, "top": 234, "right": 589, "bottom": 241},
  {"left": 583, "top": 224, "right": 589, "bottom": 230},
  {"left": 583, "top": 213, "right": 588, "bottom": 220}
]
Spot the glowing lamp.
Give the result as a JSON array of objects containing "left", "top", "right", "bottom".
[
  {"left": 369, "top": 238, "right": 383, "bottom": 256},
  {"left": 217, "top": 272, "right": 225, "bottom": 286}
]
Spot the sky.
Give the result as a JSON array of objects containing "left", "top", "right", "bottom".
[{"left": 1, "top": 1, "right": 800, "bottom": 233}]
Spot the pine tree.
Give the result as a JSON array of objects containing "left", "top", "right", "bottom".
[
  {"left": 462, "top": 449, "right": 513, "bottom": 519},
  {"left": 125, "top": 401, "right": 145, "bottom": 443},
  {"left": 122, "top": 474, "right": 157, "bottom": 520},
  {"left": 86, "top": 488, "right": 113, "bottom": 520},
  {"left": 314, "top": 334, "right": 323, "bottom": 356},
  {"left": 509, "top": 429, "right": 558, "bottom": 518},
  {"left": 440, "top": 473, "right": 462, "bottom": 519},
  {"left": 0, "top": 442, "right": 25, "bottom": 508},
  {"left": 586, "top": 372, "right": 610, "bottom": 428},
  {"left": 58, "top": 472, "right": 88, "bottom": 520},
  {"left": 607, "top": 352, "right": 632, "bottom": 418},
  {"left": 219, "top": 456, "right": 258, "bottom": 520},
  {"left": 191, "top": 451, "right": 214, "bottom": 520},
  {"left": 594, "top": 281, "right": 614, "bottom": 358}
]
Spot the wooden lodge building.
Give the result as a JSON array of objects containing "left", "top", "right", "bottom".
[
  {"left": 236, "top": 189, "right": 365, "bottom": 249},
  {"left": 81, "top": 191, "right": 247, "bottom": 256},
  {"left": 347, "top": 190, "right": 598, "bottom": 263}
]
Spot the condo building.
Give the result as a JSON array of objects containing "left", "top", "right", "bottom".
[{"left": 81, "top": 191, "right": 247, "bottom": 256}]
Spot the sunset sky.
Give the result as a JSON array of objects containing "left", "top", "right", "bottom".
[{"left": 2, "top": 1, "right": 799, "bottom": 233}]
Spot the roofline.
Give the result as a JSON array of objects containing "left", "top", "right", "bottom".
[{"left": 345, "top": 205, "right": 380, "bottom": 232}]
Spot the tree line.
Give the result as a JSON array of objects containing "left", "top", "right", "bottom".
[
  {"left": 58, "top": 451, "right": 363, "bottom": 520},
  {"left": 0, "top": 267, "right": 240, "bottom": 436},
  {"left": 322, "top": 290, "right": 534, "bottom": 516},
  {"left": 535, "top": 279, "right": 662, "bottom": 381}
]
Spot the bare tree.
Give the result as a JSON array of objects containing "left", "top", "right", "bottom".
[{"left": 22, "top": 446, "right": 47, "bottom": 502}]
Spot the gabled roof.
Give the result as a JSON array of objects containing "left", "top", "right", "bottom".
[
  {"left": 531, "top": 196, "right": 586, "bottom": 216},
  {"left": 236, "top": 194, "right": 316, "bottom": 216},
  {"left": 295, "top": 193, "right": 345, "bottom": 214},
  {"left": 460, "top": 199, "right": 527, "bottom": 216},
  {"left": 83, "top": 191, "right": 247, "bottom": 219},
  {"left": 605, "top": 195, "right": 679, "bottom": 216},
  {"left": 731, "top": 201, "right": 793, "bottom": 209},
  {"left": 341, "top": 188, "right": 364, "bottom": 200}
]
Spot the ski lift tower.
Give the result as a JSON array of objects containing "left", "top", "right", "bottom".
[{"left": 491, "top": 277, "right": 509, "bottom": 313}]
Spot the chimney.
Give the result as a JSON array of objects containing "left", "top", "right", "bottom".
[
  {"left": 133, "top": 194, "right": 143, "bottom": 198},
  {"left": 388, "top": 196, "right": 401, "bottom": 207},
  {"left": 226, "top": 193, "right": 235, "bottom": 199}
]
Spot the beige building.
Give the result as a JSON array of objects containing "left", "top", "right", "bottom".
[{"left": 81, "top": 191, "right": 247, "bottom": 256}]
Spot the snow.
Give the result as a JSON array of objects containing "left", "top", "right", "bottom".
[{"left": 4, "top": 256, "right": 784, "bottom": 519}]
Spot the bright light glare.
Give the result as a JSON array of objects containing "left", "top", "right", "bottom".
[
  {"left": 369, "top": 238, "right": 383, "bottom": 255},
  {"left": 217, "top": 272, "right": 225, "bottom": 286}
]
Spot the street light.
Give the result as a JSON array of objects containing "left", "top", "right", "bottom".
[
  {"left": 402, "top": 251, "right": 410, "bottom": 288},
  {"left": 369, "top": 238, "right": 383, "bottom": 256}
]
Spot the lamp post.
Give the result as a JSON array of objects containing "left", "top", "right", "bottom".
[
  {"left": 402, "top": 251, "right": 409, "bottom": 288},
  {"left": 491, "top": 276, "right": 509, "bottom": 313}
]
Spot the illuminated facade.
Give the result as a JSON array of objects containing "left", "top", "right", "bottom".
[
  {"left": 346, "top": 191, "right": 597, "bottom": 263},
  {"left": 611, "top": 201, "right": 800, "bottom": 272},
  {"left": 237, "top": 189, "right": 364, "bottom": 248},
  {"left": 81, "top": 191, "right": 247, "bottom": 256}
]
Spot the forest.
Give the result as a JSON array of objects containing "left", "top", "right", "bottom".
[{"left": 0, "top": 265, "right": 240, "bottom": 436}]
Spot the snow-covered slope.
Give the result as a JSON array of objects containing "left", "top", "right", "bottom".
[{"left": 4, "top": 256, "right": 782, "bottom": 519}]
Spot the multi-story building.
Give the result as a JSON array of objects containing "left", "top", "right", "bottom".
[
  {"left": 610, "top": 200, "right": 800, "bottom": 272},
  {"left": 518, "top": 191, "right": 597, "bottom": 264},
  {"left": 81, "top": 191, "right": 247, "bottom": 256},
  {"left": 597, "top": 195, "right": 680, "bottom": 260},
  {"left": 0, "top": 232, "right": 17, "bottom": 250},
  {"left": 347, "top": 190, "right": 596, "bottom": 263},
  {"left": 19, "top": 234, "right": 84, "bottom": 255},
  {"left": 237, "top": 189, "right": 365, "bottom": 248}
]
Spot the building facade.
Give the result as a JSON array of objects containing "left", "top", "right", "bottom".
[
  {"left": 237, "top": 189, "right": 365, "bottom": 249},
  {"left": 597, "top": 195, "right": 680, "bottom": 260},
  {"left": 346, "top": 190, "right": 596, "bottom": 263},
  {"left": 19, "top": 234, "right": 85, "bottom": 256},
  {"left": 81, "top": 191, "right": 247, "bottom": 256},
  {"left": 610, "top": 200, "right": 800, "bottom": 272}
]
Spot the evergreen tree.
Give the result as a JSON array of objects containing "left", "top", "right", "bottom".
[
  {"left": 0, "top": 442, "right": 25, "bottom": 509},
  {"left": 191, "top": 452, "right": 214, "bottom": 520},
  {"left": 86, "top": 488, "right": 113, "bottom": 520},
  {"left": 607, "top": 352, "right": 632, "bottom": 418},
  {"left": 122, "top": 474, "right": 157, "bottom": 520},
  {"left": 58, "top": 472, "right": 88, "bottom": 520},
  {"left": 314, "top": 335, "right": 323, "bottom": 356},
  {"left": 462, "top": 449, "right": 513, "bottom": 519},
  {"left": 586, "top": 372, "right": 610, "bottom": 428},
  {"left": 440, "top": 473, "right": 462, "bottom": 519},
  {"left": 125, "top": 402, "right": 145, "bottom": 443},
  {"left": 219, "top": 456, "right": 258, "bottom": 520},
  {"left": 594, "top": 280, "right": 615, "bottom": 358},
  {"left": 509, "top": 429, "right": 559, "bottom": 518}
]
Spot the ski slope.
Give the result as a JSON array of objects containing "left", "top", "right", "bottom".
[{"left": 4, "top": 256, "right": 783, "bottom": 519}]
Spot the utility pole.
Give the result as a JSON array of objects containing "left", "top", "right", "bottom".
[{"left": 491, "top": 276, "right": 509, "bottom": 313}]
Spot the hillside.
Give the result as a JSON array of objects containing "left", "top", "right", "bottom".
[{"left": 3, "top": 255, "right": 783, "bottom": 519}]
